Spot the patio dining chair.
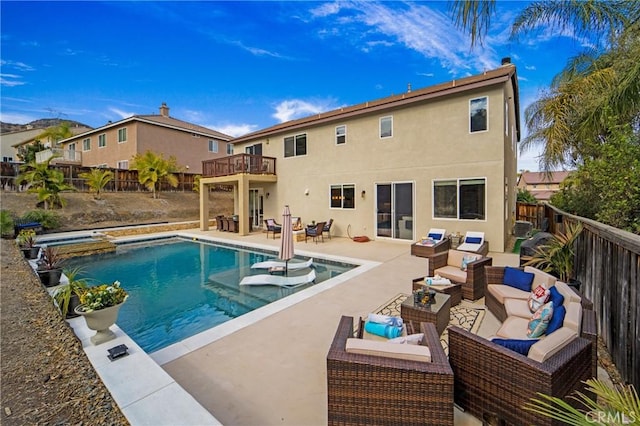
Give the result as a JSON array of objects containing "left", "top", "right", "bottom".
[
  {"left": 264, "top": 218, "right": 282, "bottom": 239},
  {"left": 322, "top": 219, "right": 333, "bottom": 239},
  {"left": 305, "top": 221, "right": 325, "bottom": 243}
]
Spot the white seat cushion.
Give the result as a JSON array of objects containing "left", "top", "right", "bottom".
[
  {"left": 564, "top": 302, "right": 582, "bottom": 333},
  {"left": 495, "top": 316, "right": 531, "bottom": 339},
  {"left": 524, "top": 266, "right": 557, "bottom": 289},
  {"left": 528, "top": 327, "right": 578, "bottom": 362},
  {"left": 554, "top": 281, "right": 582, "bottom": 304},
  {"left": 346, "top": 338, "right": 432, "bottom": 362},
  {"left": 487, "top": 284, "right": 530, "bottom": 304},
  {"left": 435, "top": 266, "right": 467, "bottom": 283},
  {"left": 504, "top": 298, "right": 532, "bottom": 319}
]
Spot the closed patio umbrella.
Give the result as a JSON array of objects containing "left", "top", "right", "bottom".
[{"left": 279, "top": 205, "right": 294, "bottom": 275}]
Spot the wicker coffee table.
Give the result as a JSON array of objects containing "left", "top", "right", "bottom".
[
  {"left": 401, "top": 293, "right": 451, "bottom": 335},
  {"left": 412, "top": 277, "right": 462, "bottom": 306}
]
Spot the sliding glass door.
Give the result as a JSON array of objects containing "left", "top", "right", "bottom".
[{"left": 376, "top": 182, "right": 414, "bottom": 240}]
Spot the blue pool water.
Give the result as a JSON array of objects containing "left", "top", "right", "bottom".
[{"left": 65, "top": 237, "right": 354, "bottom": 353}]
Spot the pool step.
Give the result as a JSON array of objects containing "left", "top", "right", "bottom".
[{"left": 55, "top": 240, "right": 117, "bottom": 258}]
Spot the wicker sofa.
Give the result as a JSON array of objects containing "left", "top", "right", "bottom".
[
  {"left": 426, "top": 249, "right": 493, "bottom": 300},
  {"left": 326, "top": 315, "right": 454, "bottom": 425},
  {"left": 448, "top": 266, "right": 598, "bottom": 426}
]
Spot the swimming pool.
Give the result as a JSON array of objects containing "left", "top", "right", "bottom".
[{"left": 65, "top": 237, "right": 355, "bottom": 353}]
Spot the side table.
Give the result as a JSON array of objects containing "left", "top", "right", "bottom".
[
  {"left": 412, "top": 277, "right": 462, "bottom": 306},
  {"left": 401, "top": 293, "right": 451, "bottom": 335}
]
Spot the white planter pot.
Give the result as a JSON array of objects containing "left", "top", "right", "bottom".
[{"left": 75, "top": 302, "right": 124, "bottom": 345}]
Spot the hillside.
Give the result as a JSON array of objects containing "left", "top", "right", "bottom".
[
  {"left": 1, "top": 191, "right": 234, "bottom": 232},
  {"left": 0, "top": 118, "right": 91, "bottom": 134}
]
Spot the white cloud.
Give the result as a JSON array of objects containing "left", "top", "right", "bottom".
[
  {"left": 0, "top": 111, "right": 37, "bottom": 124},
  {"left": 272, "top": 99, "right": 338, "bottom": 123},
  {"left": 0, "top": 60, "right": 35, "bottom": 71},
  {"left": 310, "top": 2, "right": 342, "bottom": 18},
  {"left": 108, "top": 107, "right": 135, "bottom": 119},
  {"left": 0, "top": 75, "right": 25, "bottom": 87},
  {"left": 213, "top": 123, "right": 258, "bottom": 138}
]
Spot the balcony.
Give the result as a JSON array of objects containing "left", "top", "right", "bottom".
[
  {"left": 36, "top": 148, "right": 82, "bottom": 165},
  {"left": 202, "top": 154, "right": 276, "bottom": 178}
]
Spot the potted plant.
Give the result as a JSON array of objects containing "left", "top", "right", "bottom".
[
  {"left": 74, "top": 280, "right": 128, "bottom": 345},
  {"left": 37, "top": 246, "right": 65, "bottom": 287},
  {"left": 522, "top": 221, "right": 583, "bottom": 283},
  {"left": 16, "top": 229, "right": 40, "bottom": 259},
  {"left": 53, "top": 267, "right": 88, "bottom": 318}
]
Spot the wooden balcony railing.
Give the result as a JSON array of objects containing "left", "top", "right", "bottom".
[{"left": 202, "top": 154, "right": 276, "bottom": 178}]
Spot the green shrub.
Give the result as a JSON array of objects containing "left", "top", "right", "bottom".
[
  {"left": 22, "top": 210, "right": 61, "bottom": 230},
  {"left": 0, "top": 210, "right": 14, "bottom": 237}
]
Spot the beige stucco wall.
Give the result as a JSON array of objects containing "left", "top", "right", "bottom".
[
  {"left": 234, "top": 83, "right": 517, "bottom": 252},
  {"left": 73, "top": 123, "right": 139, "bottom": 168}
]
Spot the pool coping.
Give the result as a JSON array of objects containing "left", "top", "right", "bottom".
[{"left": 39, "top": 229, "right": 379, "bottom": 426}]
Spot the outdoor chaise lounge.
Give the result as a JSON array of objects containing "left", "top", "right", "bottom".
[
  {"left": 250, "top": 258, "right": 313, "bottom": 270},
  {"left": 447, "top": 265, "right": 597, "bottom": 426},
  {"left": 327, "top": 315, "right": 454, "bottom": 425},
  {"left": 239, "top": 270, "right": 316, "bottom": 287},
  {"left": 456, "top": 231, "right": 489, "bottom": 256}
]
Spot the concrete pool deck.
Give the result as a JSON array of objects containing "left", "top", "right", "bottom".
[{"left": 47, "top": 227, "right": 609, "bottom": 425}]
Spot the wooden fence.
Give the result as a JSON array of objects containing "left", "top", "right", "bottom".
[
  {"left": 0, "top": 162, "right": 232, "bottom": 193},
  {"left": 546, "top": 204, "right": 640, "bottom": 389}
]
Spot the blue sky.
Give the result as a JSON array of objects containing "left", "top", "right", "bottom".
[{"left": 1, "top": 1, "right": 596, "bottom": 171}]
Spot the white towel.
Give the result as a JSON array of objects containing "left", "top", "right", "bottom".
[
  {"left": 425, "top": 277, "right": 451, "bottom": 285},
  {"left": 367, "top": 313, "right": 403, "bottom": 328}
]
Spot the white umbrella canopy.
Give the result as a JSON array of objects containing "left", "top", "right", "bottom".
[{"left": 279, "top": 205, "right": 294, "bottom": 274}]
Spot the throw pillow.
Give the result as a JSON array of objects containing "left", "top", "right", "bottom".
[
  {"left": 491, "top": 338, "right": 539, "bottom": 356},
  {"left": 388, "top": 333, "right": 425, "bottom": 345},
  {"left": 528, "top": 285, "right": 551, "bottom": 313},
  {"left": 546, "top": 305, "right": 566, "bottom": 335},
  {"left": 527, "top": 302, "right": 554, "bottom": 338},
  {"left": 503, "top": 266, "right": 535, "bottom": 292},
  {"left": 461, "top": 254, "right": 477, "bottom": 271},
  {"left": 549, "top": 286, "right": 565, "bottom": 307}
]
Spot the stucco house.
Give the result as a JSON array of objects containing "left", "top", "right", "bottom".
[
  {"left": 200, "top": 60, "right": 520, "bottom": 252},
  {"left": 517, "top": 171, "right": 570, "bottom": 202},
  {"left": 58, "top": 103, "right": 233, "bottom": 174}
]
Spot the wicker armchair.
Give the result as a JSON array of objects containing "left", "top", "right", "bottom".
[
  {"left": 449, "top": 326, "right": 595, "bottom": 426},
  {"left": 326, "top": 315, "right": 454, "bottom": 425},
  {"left": 427, "top": 250, "right": 492, "bottom": 300}
]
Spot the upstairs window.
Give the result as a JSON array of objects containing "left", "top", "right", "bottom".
[
  {"left": 118, "top": 128, "right": 127, "bottom": 143},
  {"left": 470, "top": 97, "right": 488, "bottom": 133},
  {"left": 330, "top": 184, "right": 355, "bottom": 209},
  {"left": 380, "top": 116, "right": 393, "bottom": 138},
  {"left": 83, "top": 138, "right": 91, "bottom": 151},
  {"left": 209, "top": 140, "right": 219, "bottom": 153},
  {"left": 98, "top": 134, "right": 106, "bottom": 148},
  {"left": 226, "top": 143, "right": 234, "bottom": 155},
  {"left": 117, "top": 160, "right": 129, "bottom": 169},
  {"left": 284, "top": 133, "right": 307, "bottom": 157},
  {"left": 336, "top": 125, "right": 346, "bottom": 145}
]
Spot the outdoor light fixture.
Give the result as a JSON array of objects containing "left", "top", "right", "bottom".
[
  {"left": 361, "top": 190, "right": 366, "bottom": 198},
  {"left": 107, "top": 344, "right": 129, "bottom": 361},
  {"left": 304, "top": 188, "right": 309, "bottom": 196},
  {"left": 266, "top": 192, "right": 270, "bottom": 198}
]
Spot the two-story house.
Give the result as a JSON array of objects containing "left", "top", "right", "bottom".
[
  {"left": 199, "top": 60, "right": 520, "bottom": 252},
  {"left": 517, "top": 171, "right": 570, "bottom": 202},
  {"left": 58, "top": 103, "right": 233, "bottom": 174}
]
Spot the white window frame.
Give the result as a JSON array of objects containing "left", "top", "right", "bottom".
[
  {"left": 330, "top": 184, "right": 356, "bottom": 209},
  {"left": 116, "top": 160, "right": 129, "bottom": 169},
  {"left": 98, "top": 133, "right": 106, "bottom": 148},
  {"left": 380, "top": 116, "right": 393, "bottom": 139},
  {"left": 209, "top": 139, "right": 219, "bottom": 153},
  {"left": 284, "top": 133, "right": 307, "bottom": 158},
  {"left": 82, "top": 138, "right": 91, "bottom": 151},
  {"left": 335, "top": 125, "right": 346, "bottom": 145},
  {"left": 118, "top": 127, "right": 127, "bottom": 143},
  {"left": 226, "top": 143, "right": 234, "bottom": 155},
  {"left": 469, "top": 96, "right": 488, "bottom": 133},
  {"left": 432, "top": 177, "right": 487, "bottom": 221}
]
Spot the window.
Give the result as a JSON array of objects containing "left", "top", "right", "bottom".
[
  {"left": 98, "top": 134, "right": 106, "bottom": 148},
  {"left": 330, "top": 184, "right": 355, "bottom": 209},
  {"left": 433, "top": 178, "right": 486, "bottom": 220},
  {"left": 68, "top": 143, "right": 76, "bottom": 161},
  {"left": 118, "top": 128, "right": 127, "bottom": 143},
  {"left": 116, "top": 160, "right": 129, "bottom": 169},
  {"left": 336, "top": 125, "right": 346, "bottom": 145},
  {"left": 82, "top": 138, "right": 91, "bottom": 151},
  {"left": 380, "top": 116, "right": 393, "bottom": 138},
  {"left": 284, "top": 133, "right": 307, "bottom": 157},
  {"left": 226, "top": 143, "right": 234, "bottom": 155},
  {"left": 470, "top": 97, "right": 488, "bottom": 132},
  {"left": 209, "top": 140, "right": 219, "bottom": 153}
]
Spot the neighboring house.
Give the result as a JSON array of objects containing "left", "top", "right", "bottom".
[
  {"left": 1, "top": 128, "right": 43, "bottom": 163},
  {"left": 517, "top": 171, "right": 570, "bottom": 202},
  {"left": 200, "top": 60, "right": 520, "bottom": 253},
  {"left": 58, "top": 103, "right": 233, "bottom": 174}
]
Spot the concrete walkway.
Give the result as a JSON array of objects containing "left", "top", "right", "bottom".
[{"left": 159, "top": 230, "right": 519, "bottom": 425}]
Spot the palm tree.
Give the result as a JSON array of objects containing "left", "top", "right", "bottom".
[
  {"left": 130, "top": 151, "right": 179, "bottom": 199},
  {"left": 450, "top": 0, "right": 640, "bottom": 170},
  {"left": 18, "top": 157, "right": 75, "bottom": 209},
  {"left": 79, "top": 168, "right": 114, "bottom": 200},
  {"left": 35, "top": 122, "right": 74, "bottom": 147}
]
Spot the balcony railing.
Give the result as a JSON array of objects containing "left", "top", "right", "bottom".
[
  {"left": 202, "top": 154, "right": 276, "bottom": 178},
  {"left": 36, "top": 148, "right": 82, "bottom": 164}
]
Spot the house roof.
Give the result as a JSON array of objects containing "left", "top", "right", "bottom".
[
  {"left": 59, "top": 114, "right": 232, "bottom": 144},
  {"left": 518, "top": 171, "right": 571, "bottom": 185},
  {"left": 232, "top": 63, "right": 520, "bottom": 143}
]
